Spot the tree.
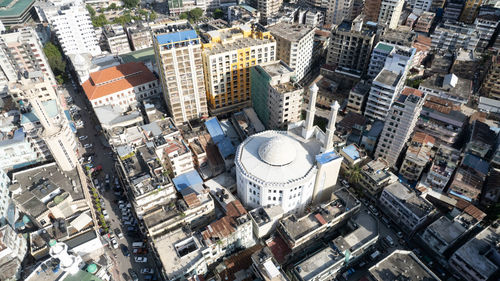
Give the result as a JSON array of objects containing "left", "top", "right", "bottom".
[
  {"left": 213, "top": 8, "right": 224, "bottom": 19},
  {"left": 345, "top": 165, "right": 362, "bottom": 185},
  {"left": 406, "top": 78, "right": 423, "bottom": 89},
  {"left": 108, "top": 3, "right": 117, "bottom": 10},
  {"left": 189, "top": 8, "right": 203, "bottom": 22},
  {"left": 92, "top": 14, "right": 109, "bottom": 27},
  {"left": 43, "top": 42, "right": 66, "bottom": 83},
  {"left": 149, "top": 11, "right": 157, "bottom": 20},
  {"left": 179, "top": 12, "right": 188, "bottom": 20},
  {"left": 122, "top": 0, "right": 139, "bottom": 8},
  {"left": 86, "top": 4, "right": 96, "bottom": 17}
]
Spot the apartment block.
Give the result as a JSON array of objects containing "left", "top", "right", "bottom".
[
  {"left": 419, "top": 73, "right": 472, "bottom": 105},
  {"left": 363, "top": 0, "right": 382, "bottom": 22},
  {"left": 443, "top": 0, "right": 464, "bottom": 21},
  {"left": 474, "top": 13, "right": 500, "bottom": 51},
  {"left": 347, "top": 81, "right": 370, "bottom": 113},
  {"left": 449, "top": 224, "right": 500, "bottom": 281},
  {"left": 251, "top": 61, "right": 303, "bottom": 129},
  {"left": 378, "top": 0, "right": 404, "bottom": 29},
  {"left": 364, "top": 69, "right": 405, "bottom": 121},
  {"left": 40, "top": 2, "right": 101, "bottom": 56},
  {"left": 370, "top": 250, "right": 440, "bottom": 280},
  {"left": 0, "top": 27, "right": 56, "bottom": 91},
  {"left": 448, "top": 153, "right": 489, "bottom": 202},
  {"left": 431, "top": 21, "right": 480, "bottom": 52},
  {"left": 423, "top": 144, "right": 461, "bottom": 191},
  {"left": 367, "top": 42, "right": 415, "bottom": 79},
  {"left": 83, "top": 62, "right": 159, "bottom": 111},
  {"left": 167, "top": 0, "right": 206, "bottom": 15},
  {"left": 152, "top": 21, "right": 208, "bottom": 124},
  {"left": 103, "top": 24, "right": 131, "bottom": 55},
  {"left": 414, "top": 11, "right": 435, "bottom": 33},
  {"left": 127, "top": 23, "right": 153, "bottom": 51},
  {"left": 202, "top": 24, "right": 276, "bottom": 116},
  {"left": 326, "top": 17, "right": 377, "bottom": 78},
  {"left": 0, "top": 224, "right": 27, "bottom": 281},
  {"left": 359, "top": 158, "right": 398, "bottom": 195},
  {"left": 326, "top": 0, "right": 354, "bottom": 25},
  {"left": 162, "top": 133, "right": 195, "bottom": 177},
  {"left": 412, "top": 0, "right": 433, "bottom": 14},
  {"left": 268, "top": 23, "right": 315, "bottom": 82},
  {"left": 379, "top": 182, "right": 434, "bottom": 231},
  {"left": 481, "top": 55, "right": 500, "bottom": 100},
  {"left": 459, "top": 0, "right": 483, "bottom": 23},
  {"left": 375, "top": 87, "right": 425, "bottom": 167},
  {"left": 400, "top": 132, "right": 435, "bottom": 182},
  {"left": 256, "top": 0, "right": 283, "bottom": 22}
]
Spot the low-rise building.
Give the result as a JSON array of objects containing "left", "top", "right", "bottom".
[
  {"left": 465, "top": 120, "right": 497, "bottom": 159},
  {"left": 0, "top": 224, "right": 27, "bottom": 281},
  {"left": 451, "top": 49, "right": 479, "bottom": 80},
  {"left": 431, "top": 21, "right": 479, "bottom": 52},
  {"left": 103, "top": 24, "right": 132, "bottom": 54},
  {"left": 251, "top": 247, "right": 289, "bottom": 281},
  {"left": 415, "top": 96, "right": 467, "bottom": 146},
  {"left": 83, "top": 62, "right": 160, "bottom": 111},
  {"left": 449, "top": 223, "right": 500, "bottom": 281},
  {"left": 419, "top": 73, "right": 472, "bottom": 105},
  {"left": 340, "top": 143, "right": 366, "bottom": 171},
  {"left": 448, "top": 153, "right": 489, "bottom": 203},
  {"left": 379, "top": 182, "right": 434, "bottom": 232},
  {"left": 420, "top": 206, "right": 484, "bottom": 256},
  {"left": 277, "top": 188, "right": 360, "bottom": 252},
  {"left": 423, "top": 144, "right": 461, "bottom": 192},
  {"left": 481, "top": 168, "right": 500, "bottom": 207},
  {"left": 360, "top": 120, "right": 384, "bottom": 156},
  {"left": 347, "top": 81, "right": 370, "bottom": 114},
  {"left": 162, "top": 133, "right": 195, "bottom": 177},
  {"left": 249, "top": 205, "right": 284, "bottom": 238},
  {"left": 369, "top": 250, "right": 441, "bottom": 280},
  {"left": 359, "top": 158, "right": 398, "bottom": 196},
  {"left": 126, "top": 23, "right": 153, "bottom": 51},
  {"left": 399, "top": 132, "right": 435, "bottom": 182},
  {"left": 413, "top": 11, "right": 434, "bottom": 33}
]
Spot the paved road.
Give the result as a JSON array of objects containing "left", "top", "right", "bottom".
[{"left": 64, "top": 78, "right": 155, "bottom": 281}]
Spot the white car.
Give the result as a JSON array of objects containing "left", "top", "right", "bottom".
[
  {"left": 140, "top": 268, "right": 154, "bottom": 274},
  {"left": 103, "top": 210, "right": 109, "bottom": 220},
  {"left": 111, "top": 238, "right": 118, "bottom": 249},
  {"left": 134, "top": 256, "right": 147, "bottom": 263},
  {"left": 84, "top": 144, "right": 93, "bottom": 149},
  {"left": 79, "top": 135, "right": 88, "bottom": 141}
]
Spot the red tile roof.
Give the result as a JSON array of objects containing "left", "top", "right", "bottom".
[
  {"left": 82, "top": 62, "right": 157, "bottom": 101},
  {"left": 226, "top": 200, "right": 247, "bottom": 218},
  {"left": 401, "top": 87, "right": 424, "bottom": 97}
]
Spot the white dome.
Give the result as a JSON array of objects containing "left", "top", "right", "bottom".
[{"left": 258, "top": 135, "right": 296, "bottom": 166}]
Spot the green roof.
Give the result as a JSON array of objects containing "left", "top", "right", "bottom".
[
  {"left": 86, "top": 263, "right": 98, "bottom": 274},
  {"left": 375, "top": 42, "right": 394, "bottom": 53},
  {"left": 0, "top": 0, "right": 34, "bottom": 17},
  {"left": 64, "top": 270, "right": 104, "bottom": 281},
  {"left": 120, "top": 47, "right": 155, "bottom": 64}
]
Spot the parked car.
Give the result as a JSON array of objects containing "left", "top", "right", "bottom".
[
  {"left": 121, "top": 244, "right": 130, "bottom": 257},
  {"left": 84, "top": 143, "right": 93, "bottom": 149},
  {"left": 115, "top": 228, "right": 123, "bottom": 239},
  {"left": 129, "top": 270, "right": 139, "bottom": 281},
  {"left": 78, "top": 135, "right": 88, "bottom": 141},
  {"left": 134, "top": 248, "right": 148, "bottom": 255},
  {"left": 111, "top": 238, "right": 118, "bottom": 249},
  {"left": 134, "top": 256, "right": 147, "bottom": 263},
  {"left": 132, "top": 242, "right": 144, "bottom": 248},
  {"left": 141, "top": 268, "right": 154, "bottom": 274},
  {"left": 396, "top": 231, "right": 403, "bottom": 239},
  {"left": 103, "top": 210, "right": 109, "bottom": 220}
]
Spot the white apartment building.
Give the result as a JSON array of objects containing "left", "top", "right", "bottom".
[
  {"left": 423, "top": 145, "right": 461, "bottom": 191},
  {"left": 364, "top": 69, "right": 405, "bottom": 121},
  {"left": 152, "top": 21, "right": 208, "bottom": 124},
  {"left": 0, "top": 28, "right": 56, "bottom": 91},
  {"left": 431, "top": 21, "right": 479, "bottom": 52},
  {"left": 0, "top": 128, "right": 42, "bottom": 172},
  {"left": 257, "top": 0, "right": 283, "bottom": 21},
  {"left": 0, "top": 170, "right": 11, "bottom": 226},
  {"left": 83, "top": 62, "right": 159, "bottom": 111},
  {"left": 251, "top": 61, "right": 303, "bottom": 129},
  {"left": 379, "top": 182, "right": 434, "bottom": 231},
  {"left": 367, "top": 42, "right": 415, "bottom": 79},
  {"left": 161, "top": 134, "right": 195, "bottom": 177},
  {"left": 378, "top": 0, "right": 404, "bottom": 29},
  {"left": 412, "top": 0, "right": 432, "bottom": 14},
  {"left": 268, "top": 23, "right": 315, "bottom": 82},
  {"left": 0, "top": 224, "right": 27, "bottom": 281},
  {"left": 375, "top": 87, "right": 425, "bottom": 167},
  {"left": 41, "top": 2, "right": 101, "bottom": 56},
  {"left": 326, "top": 0, "right": 354, "bottom": 25},
  {"left": 103, "top": 24, "right": 131, "bottom": 55},
  {"left": 475, "top": 14, "right": 500, "bottom": 51}
]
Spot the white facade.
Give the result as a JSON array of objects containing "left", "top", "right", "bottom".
[
  {"left": 378, "top": 0, "right": 404, "bottom": 29},
  {"left": 367, "top": 42, "right": 415, "bottom": 79},
  {"left": 104, "top": 25, "right": 132, "bottom": 55},
  {"left": 0, "top": 128, "right": 41, "bottom": 172},
  {"left": 364, "top": 69, "right": 406, "bottom": 121},
  {"left": 0, "top": 170, "right": 10, "bottom": 226},
  {"left": 42, "top": 3, "right": 101, "bottom": 56},
  {"left": 431, "top": 21, "right": 479, "bottom": 52},
  {"left": 412, "top": 0, "right": 432, "bottom": 14},
  {"left": 89, "top": 80, "right": 159, "bottom": 110},
  {"left": 268, "top": 23, "right": 315, "bottom": 81},
  {"left": 0, "top": 224, "right": 27, "bottom": 280},
  {"left": 375, "top": 87, "right": 425, "bottom": 167},
  {"left": 257, "top": 0, "right": 283, "bottom": 20}
]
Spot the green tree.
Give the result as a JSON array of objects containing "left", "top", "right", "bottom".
[
  {"left": 43, "top": 42, "right": 67, "bottom": 85},
  {"left": 149, "top": 11, "right": 157, "bottom": 20},
  {"left": 179, "top": 12, "right": 188, "bottom": 20},
  {"left": 189, "top": 8, "right": 203, "bottom": 22},
  {"left": 122, "top": 0, "right": 139, "bottom": 8},
  {"left": 406, "top": 78, "right": 423, "bottom": 88},
  {"left": 86, "top": 4, "right": 96, "bottom": 17},
  {"left": 213, "top": 8, "right": 224, "bottom": 19},
  {"left": 345, "top": 165, "right": 362, "bottom": 185},
  {"left": 108, "top": 3, "right": 117, "bottom": 10}
]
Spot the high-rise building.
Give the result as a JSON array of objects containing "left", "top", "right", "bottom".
[
  {"left": 412, "top": 0, "right": 433, "bottom": 14},
  {"left": 251, "top": 61, "right": 303, "bottom": 129},
  {"left": 21, "top": 78, "right": 78, "bottom": 171},
  {"left": 475, "top": 13, "right": 500, "bottom": 51},
  {"left": 363, "top": 0, "right": 382, "bottom": 22},
  {"left": 378, "top": 0, "right": 404, "bottom": 29},
  {"left": 255, "top": 0, "right": 283, "bottom": 23},
  {"left": 481, "top": 55, "right": 500, "bottom": 100},
  {"left": 431, "top": 21, "right": 480, "bottom": 52},
  {"left": 367, "top": 42, "right": 415, "bottom": 79},
  {"left": 39, "top": 2, "right": 101, "bottom": 56},
  {"left": 202, "top": 24, "right": 276, "bottom": 116},
  {"left": 268, "top": 23, "right": 315, "bottom": 81},
  {"left": 0, "top": 27, "right": 56, "bottom": 92},
  {"left": 152, "top": 21, "right": 208, "bottom": 124},
  {"left": 326, "top": 17, "right": 376, "bottom": 78},
  {"left": 326, "top": 0, "right": 354, "bottom": 25},
  {"left": 459, "top": 0, "right": 483, "bottom": 23},
  {"left": 374, "top": 87, "right": 425, "bottom": 167}
]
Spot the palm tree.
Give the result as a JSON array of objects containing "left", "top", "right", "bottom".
[{"left": 346, "top": 165, "right": 362, "bottom": 185}]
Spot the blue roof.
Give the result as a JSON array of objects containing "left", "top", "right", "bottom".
[
  {"left": 172, "top": 170, "right": 203, "bottom": 192},
  {"left": 205, "top": 117, "right": 236, "bottom": 159},
  {"left": 342, "top": 144, "right": 361, "bottom": 161},
  {"left": 20, "top": 100, "right": 59, "bottom": 124},
  {"left": 316, "top": 151, "right": 341, "bottom": 165},
  {"left": 156, "top": 30, "right": 198, "bottom": 45},
  {"left": 366, "top": 120, "right": 384, "bottom": 137},
  {"left": 462, "top": 153, "right": 489, "bottom": 175}
]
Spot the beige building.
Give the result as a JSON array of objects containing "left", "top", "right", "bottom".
[
  {"left": 152, "top": 21, "right": 208, "bottom": 124},
  {"left": 103, "top": 24, "right": 131, "bottom": 55},
  {"left": 399, "top": 132, "right": 435, "bottom": 181},
  {"left": 481, "top": 55, "right": 500, "bottom": 100},
  {"left": 347, "top": 81, "right": 370, "bottom": 113},
  {"left": 256, "top": 0, "right": 283, "bottom": 22},
  {"left": 359, "top": 158, "right": 397, "bottom": 195},
  {"left": 127, "top": 24, "right": 153, "bottom": 51},
  {"left": 202, "top": 25, "right": 276, "bottom": 116},
  {"left": 378, "top": 0, "right": 404, "bottom": 29},
  {"left": 268, "top": 23, "right": 315, "bottom": 82}
]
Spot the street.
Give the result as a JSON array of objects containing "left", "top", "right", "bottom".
[{"left": 64, "top": 76, "right": 155, "bottom": 281}]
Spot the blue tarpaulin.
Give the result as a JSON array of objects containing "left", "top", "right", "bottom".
[
  {"left": 205, "top": 117, "right": 236, "bottom": 159},
  {"left": 173, "top": 170, "right": 203, "bottom": 192}
]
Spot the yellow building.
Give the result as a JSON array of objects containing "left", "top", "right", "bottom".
[
  {"left": 459, "top": 0, "right": 482, "bottom": 24},
  {"left": 202, "top": 25, "right": 276, "bottom": 116}
]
